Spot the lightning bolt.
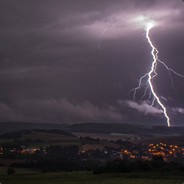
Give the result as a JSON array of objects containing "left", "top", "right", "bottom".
[
  {"left": 146, "top": 23, "right": 171, "bottom": 127},
  {"left": 131, "top": 21, "right": 184, "bottom": 127}
]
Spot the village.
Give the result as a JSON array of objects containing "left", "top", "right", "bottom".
[{"left": 1, "top": 139, "right": 184, "bottom": 164}]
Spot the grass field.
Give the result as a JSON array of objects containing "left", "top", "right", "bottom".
[
  {"left": 0, "top": 131, "right": 80, "bottom": 147},
  {"left": 0, "top": 170, "right": 183, "bottom": 184}
]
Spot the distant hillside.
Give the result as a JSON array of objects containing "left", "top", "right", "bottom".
[
  {"left": 68, "top": 122, "right": 147, "bottom": 135},
  {"left": 0, "top": 122, "right": 184, "bottom": 137},
  {"left": 68, "top": 122, "right": 184, "bottom": 136},
  {"left": 0, "top": 122, "right": 67, "bottom": 134}
]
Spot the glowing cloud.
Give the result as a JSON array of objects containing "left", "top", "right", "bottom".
[{"left": 133, "top": 15, "right": 157, "bottom": 30}]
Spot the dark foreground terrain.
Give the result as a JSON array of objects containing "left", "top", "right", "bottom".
[
  {"left": 0, "top": 170, "right": 183, "bottom": 184},
  {"left": 0, "top": 123, "right": 183, "bottom": 184}
]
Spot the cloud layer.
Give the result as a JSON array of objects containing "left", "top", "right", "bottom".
[
  {"left": 125, "top": 100, "right": 163, "bottom": 115},
  {"left": 0, "top": 99, "right": 123, "bottom": 123}
]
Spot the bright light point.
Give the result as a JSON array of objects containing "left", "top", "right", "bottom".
[
  {"left": 133, "top": 15, "right": 157, "bottom": 30},
  {"left": 146, "top": 21, "right": 156, "bottom": 30}
]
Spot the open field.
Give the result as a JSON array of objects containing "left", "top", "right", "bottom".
[
  {"left": 0, "top": 130, "right": 80, "bottom": 147},
  {"left": 136, "top": 135, "right": 184, "bottom": 145},
  {"left": 73, "top": 132, "right": 141, "bottom": 141},
  {"left": 0, "top": 170, "right": 183, "bottom": 184}
]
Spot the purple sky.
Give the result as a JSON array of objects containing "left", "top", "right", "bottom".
[{"left": 0, "top": 0, "right": 184, "bottom": 126}]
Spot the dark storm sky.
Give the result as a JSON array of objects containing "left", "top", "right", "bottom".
[{"left": 0, "top": 0, "right": 184, "bottom": 126}]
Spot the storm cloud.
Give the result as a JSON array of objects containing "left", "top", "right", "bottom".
[
  {"left": 0, "top": 99, "right": 124, "bottom": 123},
  {"left": 0, "top": 0, "right": 184, "bottom": 126},
  {"left": 125, "top": 100, "right": 163, "bottom": 116}
]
